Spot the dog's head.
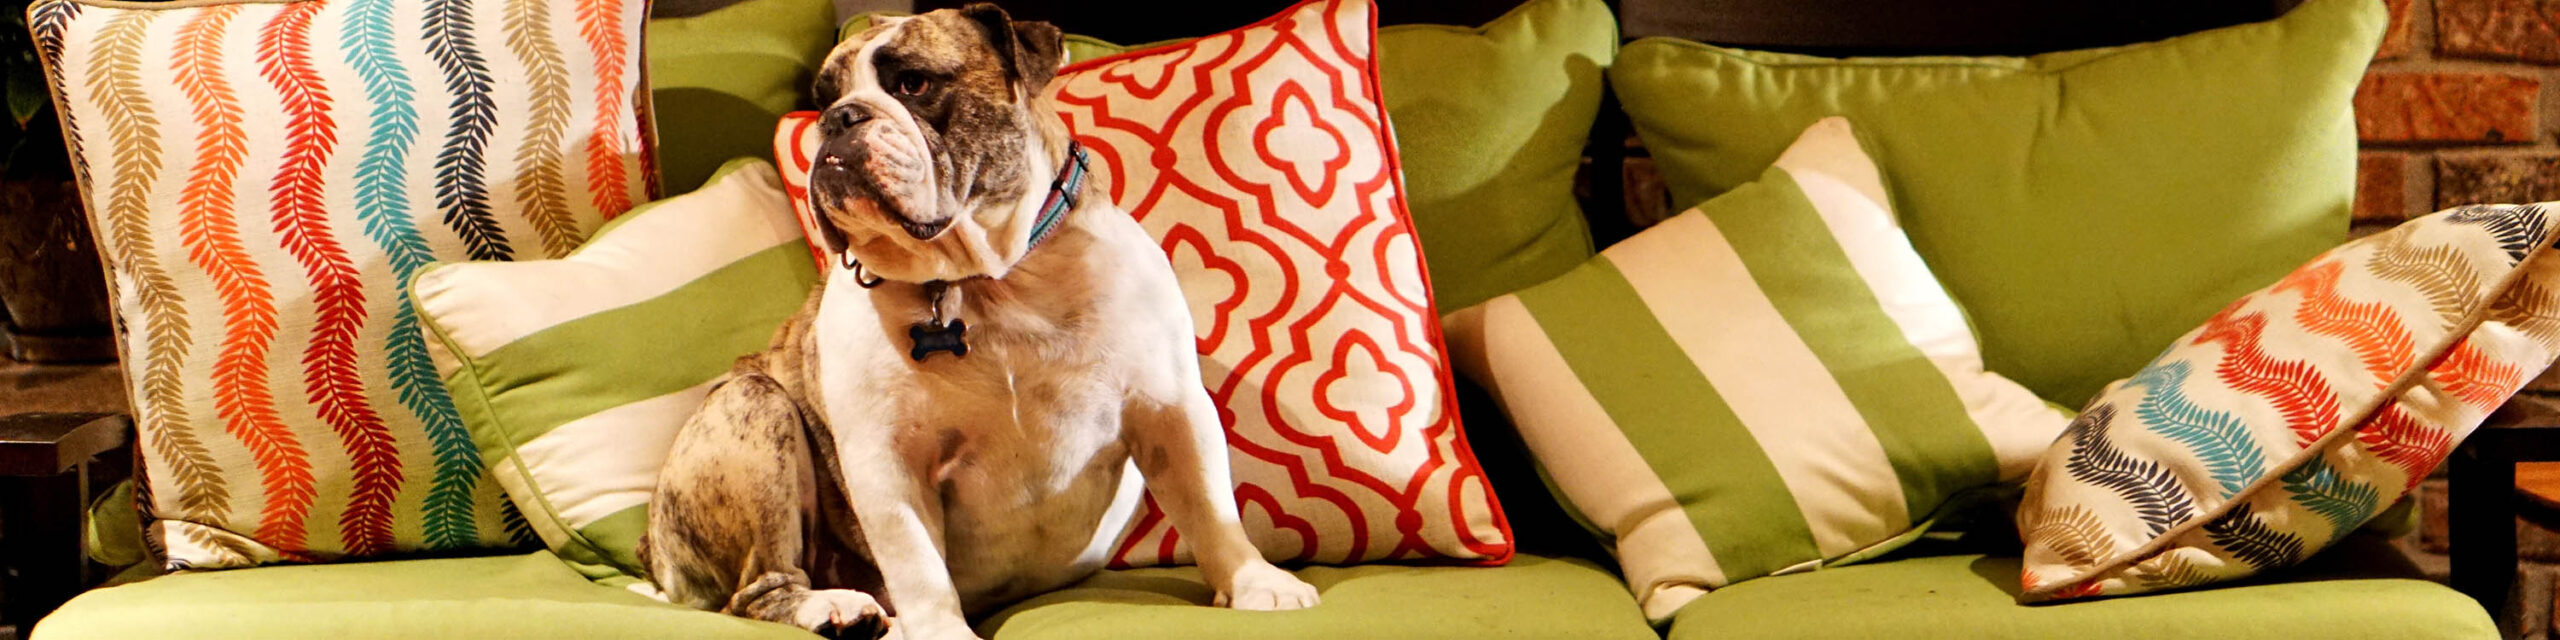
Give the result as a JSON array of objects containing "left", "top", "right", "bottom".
[{"left": 810, "top": 4, "right": 1067, "bottom": 282}]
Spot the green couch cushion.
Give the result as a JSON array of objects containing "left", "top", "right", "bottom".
[
  {"left": 980, "top": 554, "right": 1653, "bottom": 640},
  {"left": 33, "top": 551, "right": 808, "bottom": 640},
  {"left": 1366, "top": 0, "right": 1616, "bottom": 310},
  {"left": 647, "top": 0, "right": 838, "bottom": 192},
  {"left": 1610, "top": 0, "right": 2384, "bottom": 405},
  {"left": 1665, "top": 536, "right": 2492, "bottom": 640},
  {"left": 845, "top": 0, "right": 1616, "bottom": 311}
]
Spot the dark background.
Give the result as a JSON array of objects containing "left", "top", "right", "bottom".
[{"left": 859, "top": 0, "right": 2302, "bottom": 57}]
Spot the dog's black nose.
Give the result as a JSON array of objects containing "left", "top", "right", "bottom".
[{"left": 821, "top": 104, "right": 872, "bottom": 137}]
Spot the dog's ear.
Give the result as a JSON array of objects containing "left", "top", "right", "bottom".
[
  {"left": 1006, "top": 20, "right": 1065, "bottom": 93},
  {"left": 959, "top": 3, "right": 1064, "bottom": 94}
]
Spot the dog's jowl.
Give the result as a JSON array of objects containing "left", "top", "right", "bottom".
[{"left": 642, "top": 5, "right": 1320, "bottom": 640}]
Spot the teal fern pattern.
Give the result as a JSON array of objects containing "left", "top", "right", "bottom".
[
  {"left": 344, "top": 0, "right": 481, "bottom": 550},
  {"left": 2128, "top": 361, "right": 2267, "bottom": 497},
  {"left": 2280, "top": 456, "right": 2381, "bottom": 537},
  {"left": 501, "top": 500, "right": 537, "bottom": 546}
]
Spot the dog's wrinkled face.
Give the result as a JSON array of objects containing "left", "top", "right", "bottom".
[{"left": 811, "top": 4, "right": 1064, "bottom": 282}]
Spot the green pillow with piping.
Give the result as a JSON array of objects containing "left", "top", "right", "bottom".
[{"left": 414, "top": 158, "right": 817, "bottom": 584}]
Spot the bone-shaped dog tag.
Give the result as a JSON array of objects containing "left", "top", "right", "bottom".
[{"left": 909, "top": 319, "right": 968, "bottom": 361}]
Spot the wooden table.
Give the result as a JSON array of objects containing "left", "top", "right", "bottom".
[
  {"left": 0, "top": 413, "right": 128, "bottom": 628},
  {"left": 2451, "top": 395, "right": 2560, "bottom": 616}
]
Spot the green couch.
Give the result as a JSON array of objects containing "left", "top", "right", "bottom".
[
  {"left": 35, "top": 518, "right": 2489, "bottom": 639},
  {"left": 26, "top": 0, "right": 2503, "bottom": 637}
]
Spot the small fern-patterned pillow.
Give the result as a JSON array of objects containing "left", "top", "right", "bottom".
[{"left": 2016, "top": 202, "right": 2560, "bottom": 602}]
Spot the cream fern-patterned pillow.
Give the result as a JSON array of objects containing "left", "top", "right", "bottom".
[
  {"left": 2017, "top": 202, "right": 2560, "bottom": 602},
  {"left": 30, "top": 0, "right": 654, "bottom": 568}
]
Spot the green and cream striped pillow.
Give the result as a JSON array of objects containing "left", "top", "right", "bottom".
[
  {"left": 413, "top": 159, "right": 818, "bottom": 585},
  {"left": 1443, "top": 118, "right": 2070, "bottom": 622}
]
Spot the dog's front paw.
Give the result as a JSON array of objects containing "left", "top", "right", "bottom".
[
  {"left": 794, "top": 589, "right": 890, "bottom": 640},
  {"left": 1214, "top": 562, "right": 1319, "bottom": 611}
]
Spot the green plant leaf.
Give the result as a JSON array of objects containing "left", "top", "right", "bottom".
[{"left": 7, "top": 67, "right": 47, "bottom": 128}]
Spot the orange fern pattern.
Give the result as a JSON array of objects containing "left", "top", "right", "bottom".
[
  {"left": 2194, "top": 310, "right": 2341, "bottom": 447},
  {"left": 2273, "top": 260, "right": 2414, "bottom": 382},
  {"left": 177, "top": 5, "right": 316, "bottom": 554},
  {"left": 29, "top": 0, "right": 652, "bottom": 567},
  {"left": 575, "top": 0, "right": 634, "bottom": 219},
  {"left": 2435, "top": 340, "right": 2527, "bottom": 410},
  {"left": 2356, "top": 404, "right": 2451, "bottom": 489}
]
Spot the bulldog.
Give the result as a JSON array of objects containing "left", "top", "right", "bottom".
[{"left": 637, "top": 5, "right": 1320, "bottom": 640}]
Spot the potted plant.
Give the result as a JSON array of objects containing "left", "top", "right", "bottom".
[{"left": 0, "top": 0, "right": 112, "bottom": 363}]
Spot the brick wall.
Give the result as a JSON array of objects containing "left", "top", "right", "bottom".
[
  {"left": 2352, "top": 0, "right": 2560, "bottom": 233},
  {"left": 2358, "top": 52, "right": 2540, "bottom": 621},
  {"left": 2277, "top": 0, "right": 2560, "bottom": 634}
]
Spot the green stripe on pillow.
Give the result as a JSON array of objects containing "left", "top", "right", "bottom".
[
  {"left": 563, "top": 506, "right": 652, "bottom": 581},
  {"left": 1515, "top": 260, "right": 1820, "bottom": 581},
  {"left": 472, "top": 242, "right": 811, "bottom": 444},
  {"left": 1705, "top": 168, "right": 1999, "bottom": 519},
  {"left": 1444, "top": 118, "right": 2070, "bottom": 622},
  {"left": 417, "top": 158, "right": 817, "bottom": 582}
]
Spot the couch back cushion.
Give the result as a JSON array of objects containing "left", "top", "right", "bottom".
[
  {"left": 1611, "top": 0, "right": 2384, "bottom": 405},
  {"left": 645, "top": 0, "right": 837, "bottom": 192},
  {"left": 30, "top": 0, "right": 653, "bottom": 568},
  {"left": 844, "top": 0, "right": 1616, "bottom": 312}
]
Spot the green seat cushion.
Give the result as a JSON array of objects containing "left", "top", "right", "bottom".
[
  {"left": 845, "top": 0, "right": 1617, "bottom": 311},
  {"left": 980, "top": 554, "right": 1653, "bottom": 640},
  {"left": 647, "top": 0, "right": 838, "bottom": 192},
  {"left": 1665, "top": 536, "right": 2492, "bottom": 640},
  {"left": 1610, "top": 0, "right": 2384, "bottom": 405},
  {"left": 32, "top": 551, "right": 807, "bottom": 640}
]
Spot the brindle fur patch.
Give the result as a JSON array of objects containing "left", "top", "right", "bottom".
[{"left": 642, "top": 352, "right": 889, "bottom": 638}]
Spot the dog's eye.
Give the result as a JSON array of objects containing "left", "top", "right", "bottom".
[{"left": 895, "top": 74, "right": 930, "bottom": 96}]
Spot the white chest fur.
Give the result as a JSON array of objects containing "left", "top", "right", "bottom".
[{"left": 807, "top": 217, "right": 1168, "bottom": 608}]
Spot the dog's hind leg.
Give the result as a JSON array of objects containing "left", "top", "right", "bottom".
[{"left": 645, "top": 370, "right": 889, "bottom": 640}]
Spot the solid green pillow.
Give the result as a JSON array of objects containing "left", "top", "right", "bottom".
[
  {"left": 1371, "top": 0, "right": 1615, "bottom": 310},
  {"left": 843, "top": 0, "right": 1615, "bottom": 310},
  {"left": 648, "top": 0, "right": 839, "bottom": 192},
  {"left": 1611, "top": 0, "right": 2384, "bottom": 406}
]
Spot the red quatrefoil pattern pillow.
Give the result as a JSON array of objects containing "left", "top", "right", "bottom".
[{"left": 776, "top": 0, "right": 1511, "bottom": 567}]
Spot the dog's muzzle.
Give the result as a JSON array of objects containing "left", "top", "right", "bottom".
[{"left": 813, "top": 103, "right": 949, "bottom": 240}]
